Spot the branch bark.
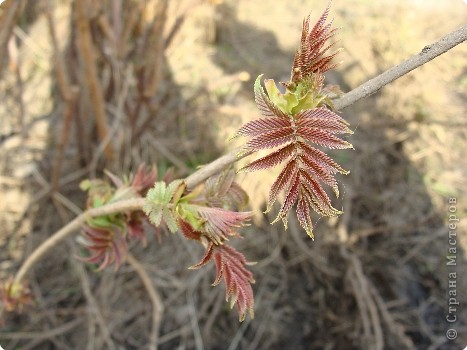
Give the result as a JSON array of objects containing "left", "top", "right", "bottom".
[{"left": 12, "top": 25, "right": 467, "bottom": 286}]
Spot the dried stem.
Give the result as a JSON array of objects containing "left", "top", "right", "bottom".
[
  {"left": 45, "top": 0, "right": 78, "bottom": 191},
  {"left": 0, "top": 0, "right": 24, "bottom": 77},
  {"left": 126, "top": 253, "right": 164, "bottom": 350},
  {"left": 12, "top": 25, "right": 466, "bottom": 287},
  {"left": 75, "top": 0, "right": 114, "bottom": 160},
  {"left": 142, "top": 0, "right": 168, "bottom": 99}
]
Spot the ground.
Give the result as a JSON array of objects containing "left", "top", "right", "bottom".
[{"left": 0, "top": 0, "right": 466, "bottom": 349}]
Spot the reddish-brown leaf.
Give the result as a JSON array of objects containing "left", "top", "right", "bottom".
[
  {"left": 300, "top": 170, "right": 341, "bottom": 216},
  {"left": 296, "top": 108, "right": 352, "bottom": 134},
  {"left": 239, "top": 143, "right": 295, "bottom": 172},
  {"left": 78, "top": 225, "right": 127, "bottom": 271},
  {"left": 245, "top": 127, "right": 294, "bottom": 151},
  {"left": 296, "top": 195, "right": 314, "bottom": 238},
  {"left": 224, "top": 182, "right": 249, "bottom": 210},
  {"left": 298, "top": 152, "right": 339, "bottom": 194},
  {"left": 131, "top": 164, "right": 158, "bottom": 196},
  {"left": 204, "top": 169, "right": 249, "bottom": 210},
  {"left": 273, "top": 170, "right": 301, "bottom": 224},
  {"left": 184, "top": 205, "right": 252, "bottom": 245},
  {"left": 178, "top": 219, "right": 202, "bottom": 241},
  {"left": 190, "top": 243, "right": 255, "bottom": 321},
  {"left": 266, "top": 159, "right": 299, "bottom": 211},
  {"left": 297, "top": 126, "right": 353, "bottom": 149},
  {"left": 297, "top": 141, "right": 348, "bottom": 174},
  {"left": 189, "top": 242, "right": 215, "bottom": 269},
  {"left": 235, "top": 117, "right": 290, "bottom": 138},
  {"left": 290, "top": 6, "right": 339, "bottom": 83}
]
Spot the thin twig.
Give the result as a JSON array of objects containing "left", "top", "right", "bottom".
[
  {"left": 126, "top": 253, "right": 164, "bottom": 350},
  {"left": 0, "top": 0, "right": 24, "bottom": 77},
  {"left": 333, "top": 25, "right": 467, "bottom": 110},
  {"left": 13, "top": 198, "right": 145, "bottom": 285},
  {"left": 8, "top": 34, "right": 26, "bottom": 139},
  {"left": 0, "top": 317, "right": 84, "bottom": 340},
  {"left": 73, "top": 250, "right": 117, "bottom": 350},
  {"left": 11, "top": 25, "right": 466, "bottom": 288},
  {"left": 142, "top": 0, "right": 168, "bottom": 99},
  {"left": 46, "top": 0, "right": 78, "bottom": 191}
]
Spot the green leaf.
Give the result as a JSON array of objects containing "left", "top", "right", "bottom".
[
  {"left": 88, "top": 216, "right": 113, "bottom": 228},
  {"left": 264, "top": 79, "right": 298, "bottom": 114},
  {"left": 93, "top": 197, "right": 105, "bottom": 208},
  {"left": 149, "top": 207, "right": 163, "bottom": 227},
  {"left": 162, "top": 207, "right": 178, "bottom": 233},
  {"left": 144, "top": 180, "right": 185, "bottom": 230},
  {"left": 165, "top": 179, "right": 183, "bottom": 203},
  {"left": 153, "top": 182, "right": 167, "bottom": 202},
  {"left": 178, "top": 203, "right": 204, "bottom": 231},
  {"left": 79, "top": 179, "right": 92, "bottom": 191}
]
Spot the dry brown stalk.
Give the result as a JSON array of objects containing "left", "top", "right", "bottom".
[
  {"left": 74, "top": 252, "right": 117, "bottom": 350},
  {"left": 0, "top": 0, "right": 24, "bottom": 77},
  {"left": 142, "top": 0, "right": 169, "bottom": 99},
  {"left": 8, "top": 34, "right": 26, "bottom": 139},
  {"left": 75, "top": 0, "right": 114, "bottom": 161},
  {"left": 127, "top": 253, "right": 164, "bottom": 350},
  {"left": 130, "top": 0, "right": 169, "bottom": 139},
  {"left": 119, "top": 1, "right": 145, "bottom": 59},
  {"left": 45, "top": 0, "right": 79, "bottom": 191}
]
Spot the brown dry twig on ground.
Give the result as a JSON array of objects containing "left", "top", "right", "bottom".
[
  {"left": 9, "top": 22, "right": 467, "bottom": 302},
  {"left": 126, "top": 253, "right": 164, "bottom": 350}
]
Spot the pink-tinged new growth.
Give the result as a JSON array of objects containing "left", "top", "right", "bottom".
[
  {"left": 204, "top": 169, "right": 249, "bottom": 210},
  {"left": 141, "top": 168, "right": 255, "bottom": 321},
  {"left": 235, "top": 5, "right": 352, "bottom": 238},
  {"left": 288, "top": 4, "right": 341, "bottom": 87},
  {"left": 130, "top": 164, "right": 158, "bottom": 196},
  {"left": 0, "top": 277, "right": 33, "bottom": 313},
  {"left": 190, "top": 242, "right": 255, "bottom": 321},
  {"left": 78, "top": 225, "right": 127, "bottom": 271},
  {"left": 181, "top": 204, "right": 252, "bottom": 245},
  {"left": 78, "top": 165, "right": 160, "bottom": 270}
]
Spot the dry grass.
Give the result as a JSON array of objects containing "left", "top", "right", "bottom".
[{"left": 1, "top": 0, "right": 466, "bottom": 349}]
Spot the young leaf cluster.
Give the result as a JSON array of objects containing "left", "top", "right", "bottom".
[
  {"left": 143, "top": 169, "right": 255, "bottom": 321},
  {"left": 78, "top": 165, "right": 158, "bottom": 270},
  {"left": 143, "top": 179, "right": 184, "bottom": 233},
  {"left": 235, "top": 6, "right": 353, "bottom": 238}
]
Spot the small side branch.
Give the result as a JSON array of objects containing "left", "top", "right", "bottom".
[
  {"left": 127, "top": 253, "right": 164, "bottom": 350},
  {"left": 13, "top": 198, "right": 145, "bottom": 285}
]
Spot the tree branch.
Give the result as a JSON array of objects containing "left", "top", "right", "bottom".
[
  {"left": 333, "top": 25, "right": 467, "bottom": 110},
  {"left": 12, "top": 25, "right": 466, "bottom": 286}
]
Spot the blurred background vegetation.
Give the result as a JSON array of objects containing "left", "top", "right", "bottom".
[{"left": 0, "top": 0, "right": 466, "bottom": 349}]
